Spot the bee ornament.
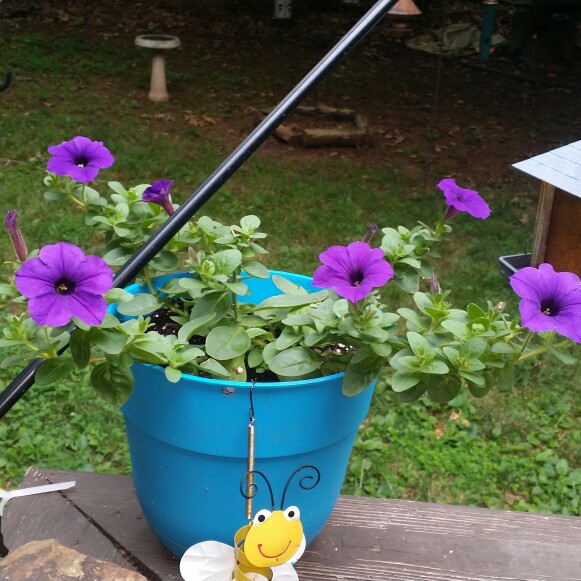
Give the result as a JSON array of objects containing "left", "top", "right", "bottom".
[{"left": 180, "top": 466, "right": 320, "bottom": 581}]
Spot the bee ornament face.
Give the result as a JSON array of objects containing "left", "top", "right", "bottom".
[
  {"left": 180, "top": 466, "right": 319, "bottom": 581},
  {"left": 244, "top": 506, "right": 303, "bottom": 567}
]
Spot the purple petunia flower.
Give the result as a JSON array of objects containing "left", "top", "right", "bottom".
[
  {"left": 47, "top": 136, "right": 115, "bottom": 183},
  {"left": 437, "top": 178, "right": 491, "bottom": 220},
  {"left": 510, "top": 263, "right": 581, "bottom": 343},
  {"left": 142, "top": 179, "right": 175, "bottom": 216},
  {"left": 313, "top": 241, "right": 394, "bottom": 303},
  {"left": 4, "top": 210, "right": 28, "bottom": 262},
  {"left": 14, "top": 242, "right": 113, "bottom": 327}
]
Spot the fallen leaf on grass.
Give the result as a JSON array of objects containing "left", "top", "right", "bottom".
[{"left": 183, "top": 110, "right": 217, "bottom": 126}]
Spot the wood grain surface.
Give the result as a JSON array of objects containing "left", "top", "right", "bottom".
[{"left": 3, "top": 468, "right": 580, "bottom": 581}]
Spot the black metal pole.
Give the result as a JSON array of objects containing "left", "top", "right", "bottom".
[{"left": 0, "top": 0, "right": 398, "bottom": 419}]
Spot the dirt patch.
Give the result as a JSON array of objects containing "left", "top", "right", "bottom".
[{"left": 2, "top": 0, "right": 581, "bottom": 192}]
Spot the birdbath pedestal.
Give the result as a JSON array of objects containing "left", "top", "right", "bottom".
[{"left": 135, "top": 34, "right": 181, "bottom": 102}]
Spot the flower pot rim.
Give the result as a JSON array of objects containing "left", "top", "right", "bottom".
[{"left": 134, "top": 360, "right": 344, "bottom": 389}]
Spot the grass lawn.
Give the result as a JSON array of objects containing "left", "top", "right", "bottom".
[{"left": 0, "top": 3, "right": 580, "bottom": 514}]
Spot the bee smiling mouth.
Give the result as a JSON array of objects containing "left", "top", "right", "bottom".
[{"left": 257, "top": 540, "right": 291, "bottom": 559}]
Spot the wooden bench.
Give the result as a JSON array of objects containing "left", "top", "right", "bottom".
[{"left": 3, "top": 467, "right": 581, "bottom": 580}]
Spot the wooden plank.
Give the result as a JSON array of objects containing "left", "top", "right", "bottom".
[
  {"left": 7, "top": 469, "right": 581, "bottom": 581},
  {"left": 298, "top": 496, "right": 581, "bottom": 581},
  {"left": 41, "top": 469, "right": 182, "bottom": 581},
  {"left": 2, "top": 468, "right": 145, "bottom": 578},
  {"left": 531, "top": 180, "right": 555, "bottom": 266},
  {"left": 544, "top": 188, "right": 581, "bottom": 275}
]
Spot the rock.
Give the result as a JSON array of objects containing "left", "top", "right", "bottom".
[{"left": 0, "top": 539, "right": 146, "bottom": 581}]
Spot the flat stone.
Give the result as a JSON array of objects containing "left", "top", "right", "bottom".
[{"left": 0, "top": 539, "right": 147, "bottom": 581}]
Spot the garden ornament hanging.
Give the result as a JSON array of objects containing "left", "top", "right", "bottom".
[{"left": 179, "top": 466, "right": 320, "bottom": 581}]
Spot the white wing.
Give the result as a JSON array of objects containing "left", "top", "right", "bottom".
[
  {"left": 271, "top": 563, "right": 300, "bottom": 581},
  {"left": 179, "top": 541, "right": 235, "bottom": 581}
]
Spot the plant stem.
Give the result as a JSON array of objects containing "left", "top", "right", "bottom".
[
  {"left": 517, "top": 330, "right": 534, "bottom": 360},
  {"left": 142, "top": 268, "right": 157, "bottom": 296},
  {"left": 231, "top": 273, "right": 239, "bottom": 323},
  {"left": 517, "top": 341, "right": 570, "bottom": 362}
]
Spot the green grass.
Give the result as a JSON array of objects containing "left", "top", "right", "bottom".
[{"left": 1, "top": 16, "right": 580, "bottom": 517}]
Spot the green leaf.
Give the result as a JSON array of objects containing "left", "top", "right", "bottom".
[
  {"left": 206, "top": 326, "right": 251, "bottom": 360},
  {"left": 548, "top": 345, "right": 577, "bottom": 365},
  {"left": 189, "top": 292, "right": 230, "bottom": 327},
  {"left": 459, "top": 370, "right": 486, "bottom": 386},
  {"left": 369, "top": 342, "right": 392, "bottom": 357},
  {"left": 70, "top": 329, "right": 91, "bottom": 369},
  {"left": 393, "top": 381, "right": 426, "bottom": 402},
  {"left": 213, "top": 249, "right": 242, "bottom": 275},
  {"left": 407, "top": 332, "right": 430, "bottom": 356},
  {"left": 272, "top": 275, "right": 307, "bottom": 295},
  {"left": 268, "top": 347, "right": 321, "bottom": 378},
  {"left": 468, "top": 381, "right": 492, "bottom": 398},
  {"left": 165, "top": 367, "right": 182, "bottom": 383},
  {"left": 460, "top": 337, "right": 487, "bottom": 358},
  {"left": 224, "top": 281, "right": 249, "bottom": 295},
  {"left": 275, "top": 326, "right": 301, "bottom": 350},
  {"left": 105, "top": 288, "right": 134, "bottom": 303},
  {"left": 103, "top": 246, "right": 132, "bottom": 266},
  {"left": 394, "top": 263, "right": 420, "bottom": 294},
  {"left": 89, "top": 328, "right": 126, "bottom": 355},
  {"left": 35, "top": 358, "right": 76, "bottom": 386},
  {"left": 44, "top": 190, "right": 64, "bottom": 201},
  {"left": 108, "top": 181, "right": 129, "bottom": 196},
  {"left": 199, "top": 358, "right": 229, "bottom": 377},
  {"left": 391, "top": 371, "right": 421, "bottom": 392},
  {"left": 422, "top": 360, "right": 449, "bottom": 374},
  {"left": 177, "top": 314, "right": 215, "bottom": 342},
  {"left": 426, "top": 375, "right": 462, "bottom": 403},
  {"left": 116, "top": 293, "right": 164, "bottom": 316},
  {"left": 262, "top": 342, "right": 279, "bottom": 365},
  {"left": 240, "top": 215, "right": 260, "bottom": 230},
  {"left": 397, "top": 308, "right": 424, "bottom": 329},
  {"left": 1, "top": 354, "right": 35, "bottom": 368},
  {"left": 91, "top": 361, "right": 134, "bottom": 405},
  {"left": 243, "top": 260, "right": 270, "bottom": 279},
  {"left": 247, "top": 346, "right": 264, "bottom": 368},
  {"left": 342, "top": 351, "right": 378, "bottom": 396},
  {"left": 467, "top": 303, "right": 487, "bottom": 321},
  {"left": 441, "top": 320, "right": 470, "bottom": 340},
  {"left": 491, "top": 341, "right": 515, "bottom": 354},
  {"left": 254, "top": 290, "right": 328, "bottom": 310},
  {"left": 150, "top": 250, "right": 179, "bottom": 272}
]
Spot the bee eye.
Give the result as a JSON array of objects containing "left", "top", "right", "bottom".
[
  {"left": 283, "top": 506, "right": 300, "bottom": 521},
  {"left": 253, "top": 509, "right": 272, "bottom": 526}
]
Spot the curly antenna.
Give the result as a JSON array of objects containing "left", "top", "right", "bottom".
[
  {"left": 240, "top": 470, "right": 275, "bottom": 512},
  {"left": 280, "top": 465, "right": 321, "bottom": 509}
]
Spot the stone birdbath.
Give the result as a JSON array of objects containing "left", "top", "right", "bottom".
[{"left": 135, "top": 34, "right": 181, "bottom": 102}]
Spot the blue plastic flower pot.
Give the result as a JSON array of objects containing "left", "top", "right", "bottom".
[{"left": 117, "top": 271, "right": 374, "bottom": 557}]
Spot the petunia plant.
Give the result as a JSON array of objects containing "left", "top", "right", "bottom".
[{"left": 1, "top": 136, "right": 580, "bottom": 405}]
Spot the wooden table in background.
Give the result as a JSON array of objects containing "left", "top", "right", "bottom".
[{"left": 3, "top": 468, "right": 581, "bottom": 581}]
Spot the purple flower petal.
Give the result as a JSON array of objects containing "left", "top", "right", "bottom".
[
  {"left": 437, "top": 178, "right": 491, "bottom": 220},
  {"left": 4, "top": 210, "right": 28, "bottom": 262},
  {"left": 510, "top": 263, "right": 581, "bottom": 343},
  {"left": 142, "top": 179, "right": 175, "bottom": 215},
  {"left": 47, "top": 136, "right": 114, "bottom": 183},
  {"left": 14, "top": 241, "right": 113, "bottom": 327},
  {"left": 313, "top": 241, "right": 393, "bottom": 303}
]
